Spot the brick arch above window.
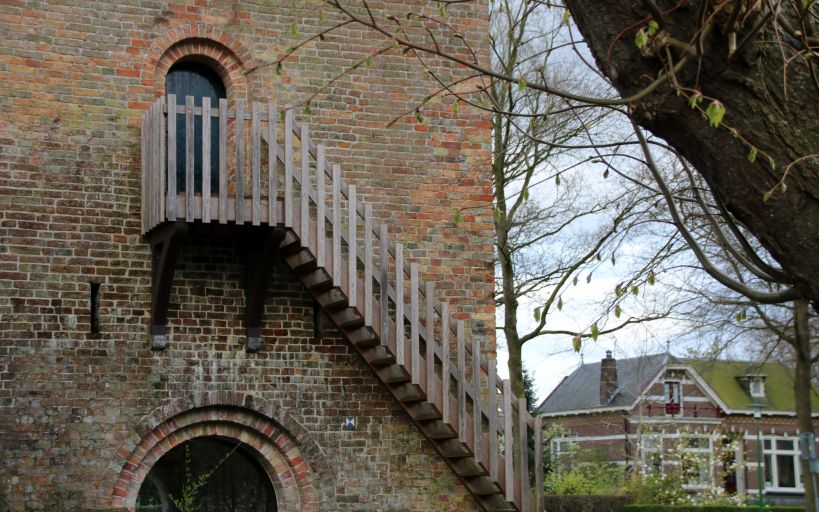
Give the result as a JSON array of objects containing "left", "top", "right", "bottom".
[
  {"left": 146, "top": 25, "right": 258, "bottom": 99},
  {"left": 106, "top": 393, "right": 327, "bottom": 512}
]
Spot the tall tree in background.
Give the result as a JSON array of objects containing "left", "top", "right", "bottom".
[{"left": 486, "top": 0, "right": 673, "bottom": 397}]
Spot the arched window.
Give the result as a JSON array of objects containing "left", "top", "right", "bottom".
[
  {"left": 166, "top": 61, "right": 226, "bottom": 194},
  {"left": 135, "top": 437, "right": 277, "bottom": 512}
]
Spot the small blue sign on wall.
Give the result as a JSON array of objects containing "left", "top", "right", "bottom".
[{"left": 343, "top": 416, "right": 356, "bottom": 431}]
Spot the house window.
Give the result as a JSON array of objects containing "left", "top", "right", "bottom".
[
  {"left": 550, "top": 439, "right": 577, "bottom": 474},
  {"left": 166, "top": 61, "right": 226, "bottom": 195},
  {"left": 749, "top": 377, "right": 765, "bottom": 398},
  {"left": 640, "top": 435, "right": 663, "bottom": 474},
  {"left": 664, "top": 381, "right": 681, "bottom": 415},
  {"left": 681, "top": 435, "right": 712, "bottom": 488},
  {"left": 763, "top": 437, "right": 802, "bottom": 491}
]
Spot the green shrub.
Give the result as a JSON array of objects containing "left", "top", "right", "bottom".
[
  {"left": 544, "top": 463, "right": 626, "bottom": 495},
  {"left": 543, "top": 494, "right": 634, "bottom": 512},
  {"left": 625, "top": 472, "right": 688, "bottom": 505},
  {"left": 623, "top": 505, "right": 805, "bottom": 512}
]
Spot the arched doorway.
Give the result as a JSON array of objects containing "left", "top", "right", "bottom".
[
  {"left": 135, "top": 437, "right": 277, "bottom": 512},
  {"left": 165, "top": 61, "right": 226, "bottom": 195}
]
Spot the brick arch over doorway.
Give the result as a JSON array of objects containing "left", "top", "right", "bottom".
[
  {"left": 144, "top": 24, "right": 256, "bottom": 98},
  {"left": 110, "top": 394, "right": 323, "bottom": 512}
]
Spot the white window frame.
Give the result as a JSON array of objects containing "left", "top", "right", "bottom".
[
  {"left": 762, "top": 436, "right": 803, "bottom": 492},
  {"left": 680, "top": 434, "right": 713, "bottom": 490},
  {"left": 749, "top": 377, "right": 765, "bottom": 398},
  {"left": 639, "top": 434, "right": 663, "bottom": 476},
  {"left": 664, "top": 380, "right": 682, "bottom": 416},
  {"left": 550, "top": 438, "right": 577, "bottom": 474}
]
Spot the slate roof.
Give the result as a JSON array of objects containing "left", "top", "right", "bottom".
[{"left": 536, "top": 353, "right": 669, "bottom": 415}]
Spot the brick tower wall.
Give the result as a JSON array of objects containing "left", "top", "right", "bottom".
[{"left": 0, "top": 1, "right": 494, "bottom": 510}]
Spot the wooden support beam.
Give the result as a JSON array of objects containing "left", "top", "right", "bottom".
[
  {"left": 441, "top": 302, "right": 450, "bottom": 424},
  {"left": 148, "top": 222, "right": 188, "bottom": 350},
  {"left": 535, "top": 415, "right": 544, "bottom": 512},
  {"left": 410, "top": 263, "right": 419, "bottom": 385},
  {"left": 202, "top": 97, "right": 212, "bottom": 223},
  {"left": 457, "top": 320, "right": 466, "bottom": 443},
  {"left": 166, "top": 94, "right": 177, "bottom": 220},
  {"left": 473, "top": 336, "right": 482, "bottom": 466},
  {"left": 244, "top": 227, "right": 287, "bottom": 352},
  {"left": 235, "top": 99, "right": 245, "bottom": 225},
  {"left": 251, "top": 101, "right": 261, "bottom": 226},
  {"left": 185, "top": 95, "right": 194, "bottom": 222},
  {"left": 503, "top": 378, "right": 514, "bottom": 503},
  {"left": 518, "top": 397, "right": 530, "bottom": 511},
  {"left": 488, "top": 358, "right": 499, "bottom": 481}
]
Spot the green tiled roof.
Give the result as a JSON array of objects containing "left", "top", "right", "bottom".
[{"left": 686, "top": 359, "right": 819, "bottom": 412}]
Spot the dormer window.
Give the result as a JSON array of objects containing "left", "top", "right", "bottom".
[{"left": 750, "top": 376, "right": 765, "bottom": 398}]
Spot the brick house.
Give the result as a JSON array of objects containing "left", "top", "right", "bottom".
[
  {"left": 536, "top": 351, "right": 819, "bottom": 505},
  {"left": 0, "top": 2, "right": 542, "bottom": 511}
]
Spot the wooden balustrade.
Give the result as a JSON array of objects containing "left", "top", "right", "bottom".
[{"left": 140, "top": 95, "right": 547, "bottom": 511}]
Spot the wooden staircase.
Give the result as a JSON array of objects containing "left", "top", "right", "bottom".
[{"left": 140, "top": 97, "right": 547, "bottom": 512}]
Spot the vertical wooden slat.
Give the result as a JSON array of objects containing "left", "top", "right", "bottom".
[
  {"left": 166, "top": 94, "right": 177, "bottom": 220},
  {"left": 457, "top": 321, "right": 466, "bottom": 443},
  {"left": 267, "top": 103, "right": 277, "bottom": 225},
  {"left": 158, "top": 97, "right": 166, "bottom": 225},
  {"left": 394, "top": 243, "right": 404, "bottom": 367},
  {"left": 316, "top": 145, "right": 326, "bottom": 267},
  {"left": 348, "top": 185, "right": 357, "bottom": 308},
  {"left": 235, "top": 99, "right": 245, "bottom": 224},
  {"left": 145, "top": 105, "right": 152, "bottom": 230},
  {"left": 535, "top": 415, "right": 544, "bottom": 512},
  {"left": 152, "top": 102, "right": 160, "bottom": 228},
  {"left": 441, "top": 303, "right": 450, "bottom": 423},
  {"left": 410, "top": 263, "right": 420, "bottom": 386},
  {"left": 148, "top": 106, "right": 156, "bottom": 229},
  {"left": 364, "top": 204, "right": 373, "bottom": 326},
  {"left": 251, "top": 101, "right": 261, "bottom": 226},
  {"left": 185, "top": 95, "right": 194, "bottom": 222},
  {"left": 152, "top": 105, "right": 158, "bottom": 227},
  {"left": 300, "top": 123, "right": 310, "bottom": 244},
  {"left": 489, "top": 359, "right": 499, "bottom": 481},
  {"left": 284, "top": 107, "right": 294, "bottom": 227},
  {"left": 379, "top": 223, "right": 389, "bottom": 345},
  {"left": 503, "top": 379, "right": 514, "bottom": 503},
  {"left": 140, "top": 110, "right": 147, "bottom": 232},
  {"left": 519, "top": 398, "right": 530, "bottom": 511},
  {"left": 201, "top": 97, "right": 212, "bottom": 223},
  {"left": 332, "top": 164, "right": 341, "bottom": 283},
  {"left": 425, "top": 282, "right": 434, "bottom": 397},
  {"left": 473, "top": 337, "right": 482, "bottom": 465},
  {"left": 218, "top": 98, "right": 227, "bottom": 223}
]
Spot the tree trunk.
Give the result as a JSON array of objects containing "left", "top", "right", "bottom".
[
  {"left": 564, "top": 0, "right": 819, "bottom": 308},
  {"left": 793, "top": 300, "right": 816, "bottom": 512}
]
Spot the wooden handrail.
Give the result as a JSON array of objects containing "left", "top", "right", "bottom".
[{"left": 141, "top": 96, "right": 541, "bottom": 510}]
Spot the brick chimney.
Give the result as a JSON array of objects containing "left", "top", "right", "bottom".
[{"left": 600, "top": 350, "right": 618, "bottom": 404}]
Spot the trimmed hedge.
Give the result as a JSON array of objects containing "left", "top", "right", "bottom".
[
  {"left": 623, "top": 506, "right": 805, "bottom": 512},
  {"left": 544, "top": 494, "right": 635, "bottom": 512}
]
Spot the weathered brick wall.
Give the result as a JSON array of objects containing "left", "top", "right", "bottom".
[{"left": 0, "top": 1, "right": 493, "bottom": 510}]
